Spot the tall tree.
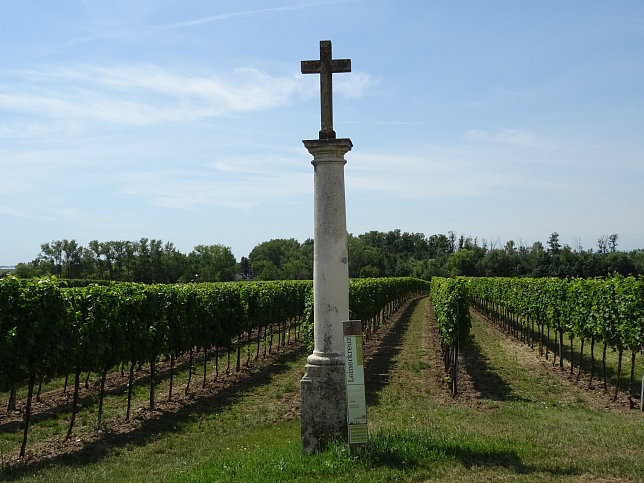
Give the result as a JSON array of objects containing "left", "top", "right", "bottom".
[
  {"left": 61, "top": 239, "right": 84, "bottom": 278},
  {"left": 189, "top": 244, "right": 236, "bottom": 282},
  {"left": 249, "top": 239, "right": 307, "bottom": 280},
  {"left": 608, "top": 234, "right": 619, "bottom": 253},
  {"left": 547, "top": 232, "right": 561, "bottom": 255},
  {"left": 447, "top": 248, "right": 480, "bottom": 276},
  {"left": 597, "top": 235, "right": 608, "bottom": 254},
  {"left": 239, "top": 256, "right": 252, "bottom": 280},
  {"left": 38, "top": 241, "right": 64, "bottom": 277},
  {"left": 347, "top": 234, "right": 382, "bottom": 278}
]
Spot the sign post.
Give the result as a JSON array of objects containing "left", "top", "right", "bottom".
[{"left": 343, "top": 320, "right": 368, "bottom": 446}]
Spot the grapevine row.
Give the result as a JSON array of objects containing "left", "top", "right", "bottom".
[
  {"left": 429, "top": 277, "right": 471, "bottom": 395},
  {"left": 467, "top": 276, "right": 644, "bottom": 407},
  {"left": 349, "top": 277, "right": 431, "bottom": 338},
  {"left": 0, "top": 276, "right": 428, "bottom": 456}
]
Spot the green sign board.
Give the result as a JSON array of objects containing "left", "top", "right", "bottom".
[{"left": 343, "top": 320, "right": 368, "bottom": 445}]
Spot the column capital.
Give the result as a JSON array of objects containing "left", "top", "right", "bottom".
[{"left": 303, "top": 138, "right": 353, "bottom": 162}]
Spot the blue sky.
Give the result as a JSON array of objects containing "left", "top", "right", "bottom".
[{"left": 2, "top": 0, "right": 643, "bottom": 265}]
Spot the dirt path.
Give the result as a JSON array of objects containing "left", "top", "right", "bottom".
[
  {"left": 279, "top": 295, "right": 429, "bottom": 420},
  {"left": 467, "top": 308, "right": 641, "bottom": 413}
]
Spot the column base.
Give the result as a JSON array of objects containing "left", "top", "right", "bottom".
[{"left": 300, "top": 357, "right": 347, "bottom": 454}]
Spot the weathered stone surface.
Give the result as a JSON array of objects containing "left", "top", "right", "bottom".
[
  {"left": 300, "top": 362, "right": 347, "bottom": 453},
  {"left": 300, "top": 138, "right": 352, "bottom": 454},
  {"left": 301, "top": 40, "right": 351, "bottom": 140}
]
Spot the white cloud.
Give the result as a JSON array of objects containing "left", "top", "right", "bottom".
[
  {"left": 115, "top": 165, "right": 311, "bottom": 212},
  {"left": 464, "top": 128, "right": 552, "bottom": 149},
  {"left": 334, "top": 71, "right": 374, "bottom": 98},
  {"left": 346, "top": 151, "right": 522, "bottom": 199},
  {"left": 298, "top": 69, "right": 376, "bottom": 103},
  {"left": 154, "top": 1, "right": 361, "bottom": 31},
  {"left": 0, "top": 65, "right": 302, "bottom": 126},
  {"left": 373, "top": 120, "right": 423, "bottom": 126},
  {"left": 0, "top": 205, "right": 33, "bottom": 218}
]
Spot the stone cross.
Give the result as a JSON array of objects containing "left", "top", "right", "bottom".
[
  {"left": 301, "top": 40, "right": 351, "bottom": 140},
  {"left": 300, "top": 40, "right": 353, "bottom": 454}
]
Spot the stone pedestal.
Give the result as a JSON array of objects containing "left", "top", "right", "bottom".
[{"left": 300, "top": 137, "right": 352, "bottom": 454}]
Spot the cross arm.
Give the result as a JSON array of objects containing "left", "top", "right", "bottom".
[
  {"left": 331, "top": 59, "right": 351, "bottom": 73},
  {"left": 301, "top": 59, "right": 351, "bottom": 74},
  {"left": 301, "top": 60, "right": 320, "bottom": 74}
]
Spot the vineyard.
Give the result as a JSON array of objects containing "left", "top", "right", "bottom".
[
  {"left": 0, "top": 276, "right": 429, "bottom": 458},
  {"left": 1, "top": 274, "right": 644, "bottom": 480},
  {"left": 468, "top": 276, "right": 644, "bottom": 407},
  {"left": 427, "top": 275, "right": 644, "bottom": 402}
]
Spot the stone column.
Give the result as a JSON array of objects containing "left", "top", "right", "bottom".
[{"left": 300, "top": 137, "right": 352, "bottom": 454}]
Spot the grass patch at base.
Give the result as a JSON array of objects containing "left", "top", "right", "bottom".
[{"left": 180, "top": 422, "right": 535, "bottom": 482}]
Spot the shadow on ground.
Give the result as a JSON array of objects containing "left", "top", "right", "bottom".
[
  {"left": 460, "top": 331, "right": 529, "bottom": 402},
  {"left": 363, "top": 297, "right": 423, "bottom": 406},
  {"left": 0, "top": 342, "right": 281, "bottom": 436},
  {"left": 358, "top": 431, "right": 582, "bottom": 478},
  {"left": 0, "top": 346, "right": 307, "bottom": 481}
]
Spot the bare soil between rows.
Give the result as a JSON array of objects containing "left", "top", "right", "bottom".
[
  {"left": 423, "top": 301, "right": 641, "bottom": 413},
  {"left": 1, "top": 335, "right": 308, "bottom": 471}
]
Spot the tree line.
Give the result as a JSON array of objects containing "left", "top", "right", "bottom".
[
  {"left": 6, "top": 231, "right": 644, "bottom": 282},
  {"left": 11, "top": 239, "right": 236, "bottom": 283}
]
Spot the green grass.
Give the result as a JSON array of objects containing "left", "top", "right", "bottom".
[
  {"left": 488, "top": 311, "right": 643, "bottom": 398},
  {"left": 2, "top": 297, "right": 644, "bottom": 481}
]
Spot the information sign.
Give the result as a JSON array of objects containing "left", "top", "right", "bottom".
[{"left": 343, "top": 320, "right": 368, "bottom": 445}]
